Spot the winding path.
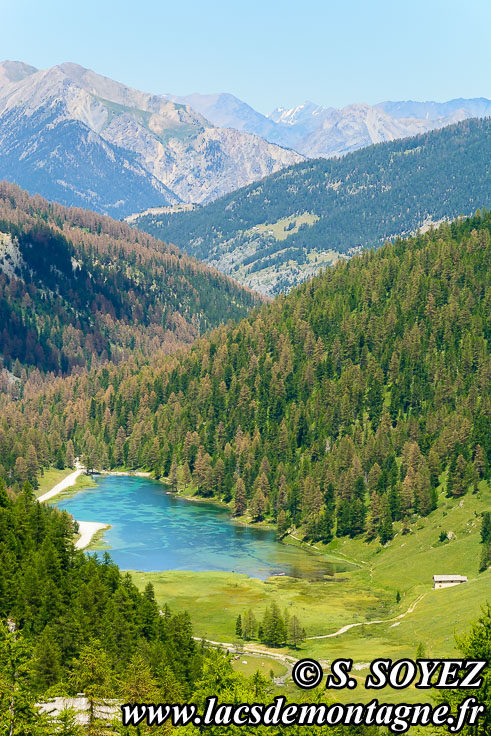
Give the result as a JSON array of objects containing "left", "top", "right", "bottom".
[
  {"left": 193, "top": 593, "right": 427, "bottom": 678},
  {"left": 306, "top": 593, "right": 426, "bottom": 640}
]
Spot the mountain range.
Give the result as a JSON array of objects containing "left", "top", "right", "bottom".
[
  {"left": 167, "top": 92, "right": 491, "bottom": 157},
  {"left": 0, "top": 61, "right": 302, "bottom": 217},
  {"left": 0, "top": 60, "right": 489, "bottom": 218},
  {"left": 134, "top": 118, "right": 490, "bottom": 295}
]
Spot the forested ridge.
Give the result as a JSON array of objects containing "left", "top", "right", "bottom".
[
  {"left": 1, "top": 212, "right": 489, "bottom": 547},
  {"left": 135, "top": 118, "right": 490, "bottom": 293},
  {"left": 0, "top": 182, "right": 261, "bottom": 382}
]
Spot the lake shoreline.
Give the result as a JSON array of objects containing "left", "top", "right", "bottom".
[
  {"left": 42, "top": 467, "right": 355, "bottom": 570},
  {"left": 160, "top": 480, "right": 352, "bottom": 565},
  {"left": 39, "top": 467, "right": 110, "bottom": 550},
  {"left": 37, "top": 467, "right": 84, "bottom": 502},
  {"left": 75, "top": 521, "right": 111, "bottom": 550}
]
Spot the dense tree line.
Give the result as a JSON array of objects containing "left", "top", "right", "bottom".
[
  {"left": 0, "top": 478, "right": 203, "bottom": 733},
  {"left": 480, "top": 512, "right": 491, "bottom": 572},
  {"left": 236, "top": 605, "right": 306, "bottom": 648},
  {"left": 0, "top": 182, "right": 261, "bottom": 377},
  {"left": 0, "top": 213, "right": 489, "bottom": 548},
  {"left": 136, "top": 118, "right": 490, "bottom": 293}
]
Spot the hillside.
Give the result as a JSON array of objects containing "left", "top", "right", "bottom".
[
  {"left": 0, "top": 61, "right": 302, "bottom": 216},
  {"left": 0, "top": 181, "right": 261, "bottom": 383},
  {"left": 2, "top": 212, "right": 488, "bottom": 544},
  {"left": 0, "top": 211, "right": 489, "bottom": 732},
  {"left": 134, "top": 118, "right": 491, "bottom": 294}
]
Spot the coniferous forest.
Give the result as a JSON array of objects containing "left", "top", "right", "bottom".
[
  {"left": 135, "top": 118, "right": 491, "bottom": 292},
  {"left": 0, "top": 207, "right": 489, "bottom": 732},
  {"left": 0, "top": 182, "right": 261, "bottom": 381},
  {"left": 0, "top": 190, "right": 491, "bottom": 736},
  {"left": 1, "top": 212, "right": 489, "bottom": 541},
  {"left": 0, "top": 9, "right": 490, "bottom": 733},
  {"left": 0, "top": 208, "right": 489, "bottom": 734}
]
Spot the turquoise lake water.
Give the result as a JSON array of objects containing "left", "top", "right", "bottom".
[{"left": 53, "top": 475, "right": 347, "bottom": 579}]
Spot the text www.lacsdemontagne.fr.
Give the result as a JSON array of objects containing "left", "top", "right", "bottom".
[{"left": 122, "top": 695, "right": 485, "bottom": 733}]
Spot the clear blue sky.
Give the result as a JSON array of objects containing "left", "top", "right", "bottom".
[{"left": 2, "top": 0, "right": 490, "bottom": 113}]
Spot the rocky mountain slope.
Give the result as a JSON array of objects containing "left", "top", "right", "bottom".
[
  {"left": 0, "top": 61, "right": 303, "bottom": 216},
  {"left": 133, "top": 118, "right": 490, "bottom": 295},
  {"left": 164, "top": 91, "right": 300, "bottom": 149},
  {"left": 170, "top": 90, "right": 490, "bottom": 157}
]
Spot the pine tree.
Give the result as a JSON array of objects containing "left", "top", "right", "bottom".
[
  {"left": 120, "top": 652, "right": 158, "bottom": 705},
  {"left": 242, "top": 610, "right": 257, "bottom": 640},
  {"left": 32, "top": 626, "right": 62, "bottom": 690},
  {"left": 214, "top": 458, "right": 225, "bottom": 497},
  {"left": 0, "top": 478, "right": 10, "bottom": 508},
  {"left": 14, "top": 456, "right": 28, "bottom": 485},
  {"left": 473, "top": 445, "right": 486, "bottom": 479},
  {"left": 83, "top": 435, "right": 99, "bottom": 475},
  {"left": 26, "top": 445, "right": 39, "bottom": 485},
  {"left": 54, "top": 445, "right": 66, "bottom": 470},
  {"left": 276, "top": 509, "right": 288, "bottom": 538},
  {"left": 70, "top": 641, "right": 112, "bottom": 735},
  {"left": 262, "top": 603, "right": 286, "bottom": 647},
  {"left": 447, "top": 454, "right": 469, "bottom": 497},
  {"left": 235, "top": 615, "right": 243, "bottom": 638},
  {"left": 479, "top": 512, "right": 491, "bottom": 572},
  {"left": 114, "top": 427, "right": 126, "bottom": 466},
  {"left": 168, "top": 460, "right": 178, "bottom": 492},
  {"left": 234, "top": 478, "right": 247, "bottom": 516},
  {"left": 250, "top": 488, "right": 266, "bottom": 521},
  {"left": 0, "top": 624, "right": 44, "bottom": 735},
  {"left": 379, "top": 494, "right": 394, "bottom": 544},
  {"left": 66, "top": 439, "right": 75, "bottom": 469},
  {"left": 181, "top": 461, "right": 192, "bottom": 487},
  {"left": 288, "top": 615, "right": 306, "bottom": 648},
  {"left": 54, "top": 708, "right": 82, "bottom": 736}
]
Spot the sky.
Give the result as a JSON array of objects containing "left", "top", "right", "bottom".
[{"left": 2, "top": 0, "right": 490, "bottom": 113}]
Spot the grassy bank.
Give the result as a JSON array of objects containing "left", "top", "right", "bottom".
[
  {"left": 132, "top": 482, "right": 490, "bottom": 702},
  {"left": 34, "top": 467, "right": 73, "bottom": 498},
  {"left": 35, "top": 467, "right": 98, "bottom": 499}
]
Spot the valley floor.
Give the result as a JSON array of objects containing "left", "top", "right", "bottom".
[
  {"left": 37, "top": 466, "right": 490, "bottom": 703},
  {"left": 132, "top": 481, "right": 490, "bottom": 704}
]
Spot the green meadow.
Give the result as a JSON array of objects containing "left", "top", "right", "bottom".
[{"left": 132, "top": 482, "right": 490, "bottom": 702}]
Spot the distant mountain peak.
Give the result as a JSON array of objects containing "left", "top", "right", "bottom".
[
  {"left": 0, "top": 62, "right": 303, "bottom": 214},
  {"left": 0, "top": 60, "right": 38, "bottom": 87}
]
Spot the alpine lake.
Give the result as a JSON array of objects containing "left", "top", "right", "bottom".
[{"left": 53, "top": 474, "right": 348, "bottom": 579}]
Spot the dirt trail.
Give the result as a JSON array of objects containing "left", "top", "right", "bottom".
[
  {"left": 37, "top": 463, "right": 84, "bottom": 502},
  {"left": 192, "top": 593, "right": 426, "bottom": 678},
  {"left": 38, "top": 463, "right": 109, "bottom": 549},
  {"left": 306, "top": 594, "right": 426, "bottom": 640}
]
